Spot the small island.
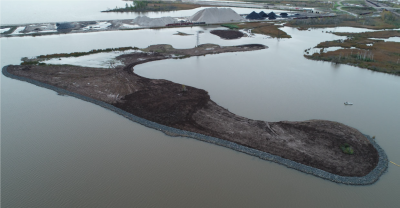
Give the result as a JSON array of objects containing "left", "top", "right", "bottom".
[{"left": 3, "top": 44, "right": 388, "bottom": 185}]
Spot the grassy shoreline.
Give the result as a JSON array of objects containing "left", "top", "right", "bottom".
[
  {"left": 222, "top": 22, "right": 291, "bottom": 38},
  {"left": 20, "top": 47, "right": 139, "bottom": 65},
  {"left": 305, "top": 30, "right": 400, "bottom": 75}
]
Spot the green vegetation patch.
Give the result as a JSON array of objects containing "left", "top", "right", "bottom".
[
  {"left": 37, "top": 47, "right": 138, "bottom": 59},
  {"left": 341, "top": 6, "right": 375, "bottom": 15},
  {"left": 221, "top": 24, "right": 239, "bottom": 29},
  {"left": 21, "top": 61, "right": 40, "bottom": 65},
  {"left": 21, "top": 47, "right": 139, "bottom": 65},
  {"left": 340, "top": 143, "right": 354, "bottom": 155},
  {"left": 342, "top": 6, "right": 375, "bottom": 11},
  {"left": 305, "top": 30, "right": 400, "bottom": 76},
  {"left": 381, "top": 10, "right": 400, "bottom": 27}
]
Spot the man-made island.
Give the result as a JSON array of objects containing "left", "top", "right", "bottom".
[{"left": 3, "top": 44, "right": 388, "bottom": 185}]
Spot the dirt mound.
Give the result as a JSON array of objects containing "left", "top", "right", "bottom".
[
  {"left": 115, "top": 82, "right": 210, "bottom": 126},
  {"left": 210, "top": 30, "right": 244, "bottom": 39},
  {"left": 189, "top": 8, "right": 243, "bottom": 24},
  {"left": 280, "top": 13, "right": 289, "bottom": 17},
  {"left": 268, "top": 12, "right": 277, "bottom": 20},
  {"left": 132, "top": 16, "right": 176, "bottom": 27},
  {"left": 246, "top": 11, "right": 263, "bottom": 20},
  {"left": 7, "top": 44, "right": 380, "bottom": 178},
  {"left": 259, "top": 11, "right": 268, "bottom": 18}
]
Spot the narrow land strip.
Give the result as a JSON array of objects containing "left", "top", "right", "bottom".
[{"left": 2, "top": 44, "right": 388, "bottom": 184}]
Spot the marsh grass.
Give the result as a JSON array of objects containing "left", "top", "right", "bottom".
[
  {"left": 305, "top": 30, "right": 400, "bottom": 75},
  {"left": 20, "top": 47, "right": 139, "bottom": 65},
  {"left": 237, "top": 22, "right": 291, "bottom": 38},
  {"left": 37, "top": 47, "right": 138, "bottom": 59}
]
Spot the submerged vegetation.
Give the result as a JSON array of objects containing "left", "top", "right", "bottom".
[{"left": 380, "top": 10, "right": 400, "bottom": 27}]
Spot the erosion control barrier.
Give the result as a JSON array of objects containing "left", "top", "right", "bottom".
[
  {"left": 390, "top": 161, "right": 400, "bottom": 167},
  {"left": 2, "top": 65, "right": 389, "bottom": 185}
]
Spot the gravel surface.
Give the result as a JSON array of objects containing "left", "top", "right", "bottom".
[
  {"left": 189, "top": 8, "right": 243, "bottom": 23},
  {"left": 131, "top": 16, "right": 176, "bottom": 27}
]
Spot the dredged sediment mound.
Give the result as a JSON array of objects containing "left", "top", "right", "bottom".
[
  {"left": 2, "top": 44, "right": 388, "bottom": 185},
  {"left": 210, "top": 30, "right": 244, "bottom": 39}
]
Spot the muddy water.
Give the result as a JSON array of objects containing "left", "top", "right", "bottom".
[
  {"left": 2, "top": 7, "right": 400, "bottom": 208},
  {"left": 2, "top": 25, "right": 400, "bottom": 208}
]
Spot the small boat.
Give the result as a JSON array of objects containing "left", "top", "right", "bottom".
[{"left": 344, "top": 102, "right": 353, "bottom": 105}]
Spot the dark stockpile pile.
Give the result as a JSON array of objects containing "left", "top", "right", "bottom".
[
  {"left": 280, "top": 13, "right": 288, "bottom": 17},
  {"left": 210, "top": 30, "right": 244, "bottom": 39},
  {"left": 246, "top": 11, "right": 264, "bottom": 20},
  {"left": 259, "top": 11, "right": 268, "bottom": 18},
  {"left": 268, "top": 12, "right": 277, "bottom": 20}
]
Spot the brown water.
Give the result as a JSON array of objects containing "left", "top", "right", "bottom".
[{"left": 2, "top": 3, "right": 400, "bottom": 208}]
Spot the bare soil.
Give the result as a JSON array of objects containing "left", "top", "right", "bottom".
[{"left": 7, "top": 44, "right": 379, "bottom": 177}]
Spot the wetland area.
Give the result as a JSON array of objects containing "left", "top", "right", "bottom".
[{"left": 1, "top": 0, "right": 400, "bottom": 207}]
